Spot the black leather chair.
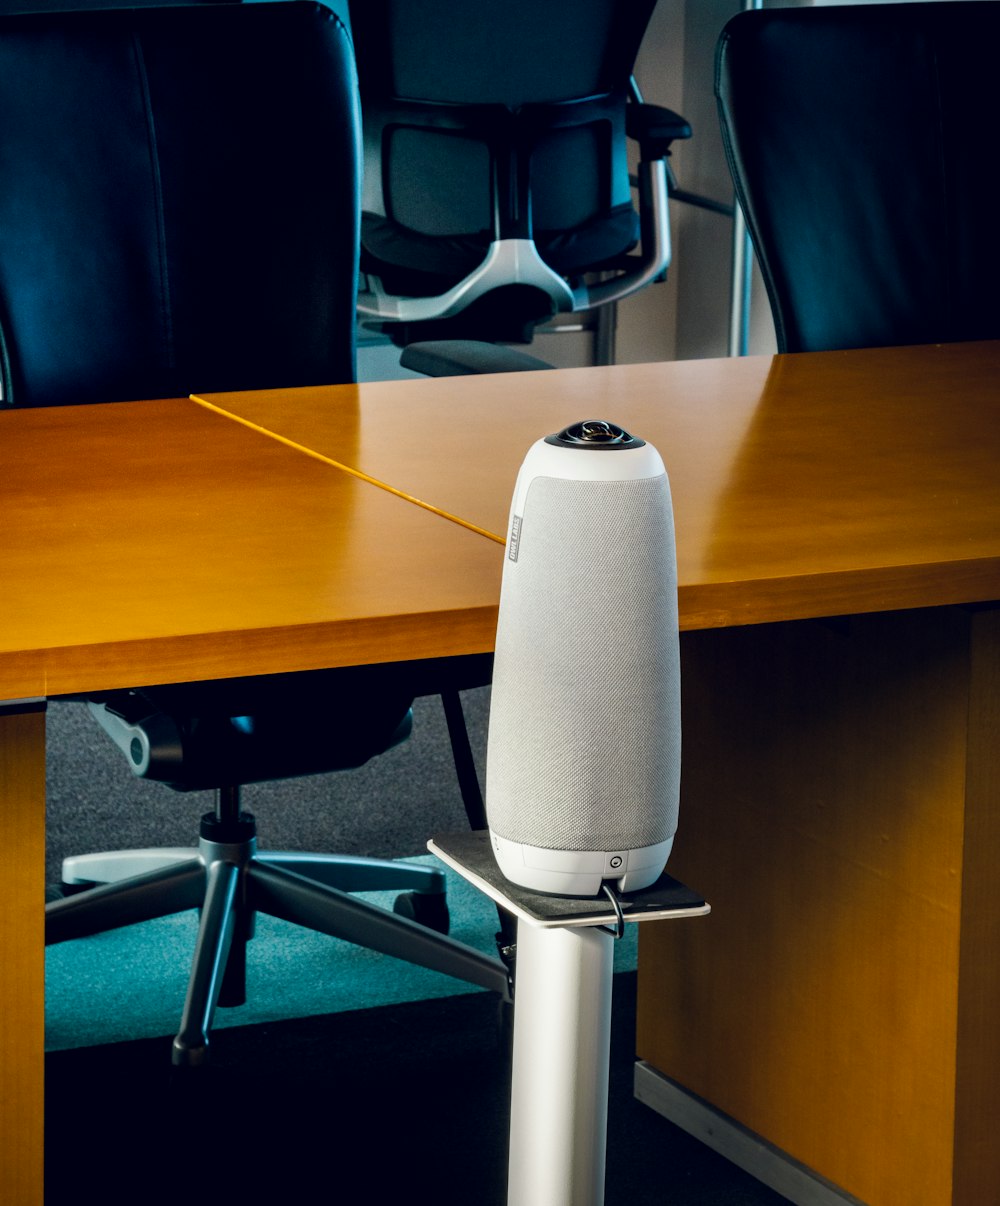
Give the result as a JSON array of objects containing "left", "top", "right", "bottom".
[
  {"left": 714, "top": 1, "right": 1000, "bottom": 355},
  {"left": 349, "top": 0, "right": 692, "bottom": 363},
  {"left": 0, "top": 1, "right": 506, "bottom": 1066}
]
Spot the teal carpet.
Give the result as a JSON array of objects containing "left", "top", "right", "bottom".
[{"left": 45, "top": 855, "right": 637, "bottom": 1051}]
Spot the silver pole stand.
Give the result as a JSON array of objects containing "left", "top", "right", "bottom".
[
  {"left": 508, "top": 920, "right": 615, "bottom": 1205},
  {"left": 428, "top": 831, "right": 709, "bottom": 1206}
]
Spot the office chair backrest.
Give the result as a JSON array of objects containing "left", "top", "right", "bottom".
[
  {"left": 0, "top": 1, "right": 359, "bottom": 407},
  {"left": 715, "top": 2, "right": 1000, "bottom": 354},
  {"left": 350, "top": 0, "right": 673, "bottom": 343},
  {"left": 352, "top": 0, "right": 655, "bottom": 227}
]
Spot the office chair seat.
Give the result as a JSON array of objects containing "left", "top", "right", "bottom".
[
  {"left": 361, "top": 203, "right": 642, "bottom": 298},
  {"left": 84, "top": 671, "right": 416, "bottom": 791}
]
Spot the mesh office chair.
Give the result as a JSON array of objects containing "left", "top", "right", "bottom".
[
  {"left": 349, "top": 0, "right": 692, "bottom": 366},
  {"left": 0, "top": 1, "right": 506, "bottom": 1067},
  {"left": 715, "top": 1, "right": 1000, "bottom": 354}
]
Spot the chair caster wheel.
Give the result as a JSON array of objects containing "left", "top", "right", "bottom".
[{"left": 393, "top": 891, "right": 450, "bottom": 934}]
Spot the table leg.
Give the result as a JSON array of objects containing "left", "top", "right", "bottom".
[
  {"left": 507, "top": 919, "right": 615, "bottom": 1206},
  {"left": 0, "top": 701, "right": 46, "bottom": 1206}
]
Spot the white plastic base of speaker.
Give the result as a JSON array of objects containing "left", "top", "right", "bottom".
[{"left": 489, "top": 832, "right": 675, "bottom": 897}]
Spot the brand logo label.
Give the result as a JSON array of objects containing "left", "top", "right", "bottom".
[{"left": 508, "top": 514, "right": 523, "bottom": 562}]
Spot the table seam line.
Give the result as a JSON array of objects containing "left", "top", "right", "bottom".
[{"left": 188, "top": 393, "right": 505, "bottom": 546}]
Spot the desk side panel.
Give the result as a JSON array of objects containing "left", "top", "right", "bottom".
[
  {"left": 0, "top": 705, "right": 45, "bottom": 1206},
  {"left": 637, "top": 609, "right": 972, "bottom": 1205},
  {"left": 954, "top": 608, "right": 1000, "bottom": 1202}
]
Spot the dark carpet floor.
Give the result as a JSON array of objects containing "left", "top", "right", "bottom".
[{"left": 45, "top": 973, "right": 789, "bottom": 1206}]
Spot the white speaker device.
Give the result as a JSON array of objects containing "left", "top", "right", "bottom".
[{"left": 485, "top": 419, "right": 681, "bottom": 897}]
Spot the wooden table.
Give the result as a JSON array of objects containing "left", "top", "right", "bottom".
[
  {"left": 6, "top": 342, "right": 1000, "bottom": 1204},
  {"left": 0, "top": 396, "right": 503, "bottom": 1204},
  {"left": 196, "top": 340, "right": 1000, "bottom": 1206}
]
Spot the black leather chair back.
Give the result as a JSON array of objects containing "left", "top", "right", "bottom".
[
  {"left": 0, "top": 1, "right": 359, "bottom": 407},
  {"left": 715, "top": 2, "right": 1000, "bottom": 353}
]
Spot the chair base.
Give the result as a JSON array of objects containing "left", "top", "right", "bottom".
[{"left": 46, "top": 812, "right": 510, "bottom": 1067}]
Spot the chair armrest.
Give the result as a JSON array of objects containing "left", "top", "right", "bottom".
[
  {"left": 626, "top": 102, "right": 692, "bottom": 160},
  {"left": 401, "top": 340, "right": 555, "bottom": 377}
]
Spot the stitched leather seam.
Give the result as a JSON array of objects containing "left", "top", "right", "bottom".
[
  {"left": 926, "top": 23, "right": 950, "bottom": 334},
  {"left": 131, "top": 28, "right": 175, "bottom": 372}
]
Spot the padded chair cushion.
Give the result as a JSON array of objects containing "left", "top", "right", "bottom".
[
  {"left": 361, "top": 203, "right": 641, "bottom": 296},
  {"left": 716, "top": 2, "right": 1000, "bottom": 353},
  {"left": 75, "top": 651, "right": 495, "bottom": 790},
  {"left": 90, "top": 667, "right": 417, "bottom": 790}
]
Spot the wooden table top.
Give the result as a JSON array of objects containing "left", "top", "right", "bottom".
[
  {"left": 0, "top": 397, "right": 502, "bottom": 701},
  {"left": 197, "top": 340, "right": 1000, "bottom": 630}
]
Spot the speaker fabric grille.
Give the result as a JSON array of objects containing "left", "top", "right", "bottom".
[{"left": 486, "top": 473, "right": 680, "bottom": 852}]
